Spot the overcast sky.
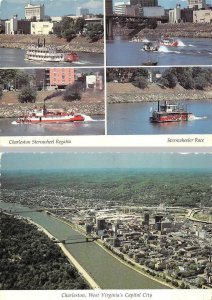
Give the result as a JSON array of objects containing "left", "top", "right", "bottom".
[
  {"left": 2, "top": 153, "right": 212, "bottom": 171},
  {"left": 0, "top": 0, "right": 103, "bottom": 19}
]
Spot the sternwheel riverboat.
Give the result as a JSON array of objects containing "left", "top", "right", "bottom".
[
  {"left": 150, "top": 101, "right": 194, "bottom": 123},
  {"left": 25, "top": 39, "right": 79, "bottom": 63}
]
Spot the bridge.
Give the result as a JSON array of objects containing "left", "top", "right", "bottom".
[
  {"left": 53, "top": 234, "right": 99, "bottom": 245},
  {"left": 106, "top": 14, "right": 168, "bottom": 39},
  {"left": 7, "top": 208, "right": 44, "bottom": 214}
]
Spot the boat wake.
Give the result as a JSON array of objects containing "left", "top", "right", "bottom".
[
  {"left": 82, "top": 115, "right": 94, "bottom": 121},
  {"left": 158, "top": 46, "right": 170, "bottom": 53},
  {"left": 189, "top": 115, "right": 207, "bottom": 120},
  {"left": 158, "top": 46, "right": 182, "bottom": 54},
  {"left": 74, "top": 61, "right": 91, "bottom": 65},
  {"left": 142, "top": 38, "right": 150, "bottom": 43},
  {"left": 176, "top": 39, "right": 186, "bottom": 47}
]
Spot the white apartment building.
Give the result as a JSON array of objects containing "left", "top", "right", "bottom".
[
  {"left": 188, "top": 0, "right": 207, "bottom": 9},
  {"left": 5, "top": 15, "right": 18, "bottom": 34},
  {"left": 31, "top": 21, "right": 55, "bottom": 35},
  {"left": 169, "top": 4, "right": 181, "bottom": 23},
  {"left": 114, "top": 2, "right": 130, "bottom": 15},
  {"left": 25, "top": 3, "right": 45, "bottom": 21},
  {"left": 193, "top": 9, "right": 212, "bottom": 22}
]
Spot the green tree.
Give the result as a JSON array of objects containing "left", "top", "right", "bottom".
[
  {"left": 18, "top": 86, "right": 37, "bottom": 103},
  {"left": 15, "top": 71, "right": 32, "bottom": 90},
  {"left": 194, "top": 75, "right": 209, "bottom": 90},
  {"left": 87, "top": 24, "right": 104, "bottom": 42},
  {"left": 162, "top": 70, "right": 178, "bottom": 88},
  {"left": 60, "top": 17, "right": 76, "bottom": 41},
  {"left": 74, "top": 17, "right": 85, "bottom": 34},
  {"left": 133, "top": 76, "right": 148, "bottom": 89}
]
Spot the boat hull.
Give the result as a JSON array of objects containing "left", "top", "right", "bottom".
[
  {"left": 150, "top": 113, "right": 193, "bottom": 123},
  {"left": 159, "top": 41, "right": 179, "bottom": 47},
  {"left": 15, "top": 115, "right": 85, "bottom": 124}
]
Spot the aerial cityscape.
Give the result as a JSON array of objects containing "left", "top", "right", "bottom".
[{"left": 1, "top": 153, "right": 212, "bottom": 289}]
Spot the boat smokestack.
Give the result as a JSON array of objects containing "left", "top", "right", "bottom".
[
  {"left": 44, "top": 38, "right": 45, "bottom": 47},
  {"left": 158, "top": 101, "right": 160, "bottom": 112},
  {"left": 38, "top": 38, "right": 40, "bottom": 47}
]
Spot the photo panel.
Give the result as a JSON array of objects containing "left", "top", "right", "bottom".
[
  {"left": 107, "top": 66, "right": 212, "bottom": 135},
  {"left": 106, "top": 0, "right": 212, "bottom": 67},
  {"left": 0, "top": 0, "right": 104, "bottom": 67},
  {"left": 0, "top": 67, "right": 105, "bottom": 136},
  {"left": 1, "top": 152, "right": 212, "bottom": 291}
]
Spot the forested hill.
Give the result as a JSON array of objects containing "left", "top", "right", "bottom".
[{"left": 0, "top": 213, "right": 88, "bottom": 290}]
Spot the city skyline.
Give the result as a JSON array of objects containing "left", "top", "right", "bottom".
[
  {"left": 2, "top": 153, "right": 212, "bottom": 171},
  {"left": 0, "top": 0, "right": 103, "bottom": 19}
]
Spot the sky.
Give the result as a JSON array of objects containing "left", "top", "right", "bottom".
[
  {"left": 1, "top": 152, "right": 212, "bottom": 171},
  {"left": 113, "top": 0, "right": 212, "bottom": 9},
  {"left": 0, "top": 0, "right": 103, "bottom": 19}
]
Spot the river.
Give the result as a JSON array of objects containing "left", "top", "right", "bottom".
[
  {"left": 0, "top": 201, "right": 168, "bottom": 289},
  {"left": 107, "top": 100, "right": 212, "bottom": 135},
  {"left": 0, "top": 48, "right": 104, "bottom": 67},
  {"left": 0, "top": 116, "right": 105, "bottom": 136},
  {"left": 106, "top": 38, "right": 212, "bottom": 66}
]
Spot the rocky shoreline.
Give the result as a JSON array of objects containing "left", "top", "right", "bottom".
[
  {"left": 108, "top": 91, "right": 212, "bottom": 104},
  {"left": 138, "top": 23, "right": 212, "bottom": 39},
  {"left": 0, "top": 102, "right": 105, "bottom": 118},
  {"left": 0, "top": 34, "right": 104, "bottom": 53}
]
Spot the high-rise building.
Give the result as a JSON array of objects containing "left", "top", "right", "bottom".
[
  {"left": 106, "top": 0, "right": 113, "bottom": 15},
  {"left": 96, "top": 218, "right": 106, "bottom": 230},
  {"left": 5, "top": 15, "right": 18, "bottom": 35},
  {"left": 130, "top": 0, "right": 158, "bottom": 7},
  {"left": 25, "top": 3, "right": 45, "bottom": 21},
  {"left": 114, "top": 2, "right": 130, "bottom": 15},
  {"left": 169, "top": 4, "right": 181, "bottom": 23},
  {"left": 76, "top": 7, "right": 89, "bottom": 16},
  {"left": 188, "top": 0, "right": 207, "bottom": 9}
]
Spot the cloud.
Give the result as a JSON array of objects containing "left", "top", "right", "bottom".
[{"left": 81, "top": 0, "right": 102, "bottom": 8}]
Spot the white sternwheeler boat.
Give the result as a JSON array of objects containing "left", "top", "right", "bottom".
[{"left": 25, "top": 39, "right": 79, "bottom": 63}]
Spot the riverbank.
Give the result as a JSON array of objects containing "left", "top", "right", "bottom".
[
  {"left": 20, "top": 215, "right": 100, "bottom": 289},
  {"left": 107, "top": 82, "right": 212, "bottom": 104},
  {"left": 139, "top": 23, "right": 212, "bottom": 39},
  {"left": 0, "top": 34, "right": 104, "bottom": 53},
  {"left": 0, "top": 90, "right": 105, "bottom": 118}
]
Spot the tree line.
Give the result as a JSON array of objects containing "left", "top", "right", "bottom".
[
  {"left": 0, "top": 212, "right": 88, "bottom": 289},
  {"left": 55, "top": 16, "right": 104, "bottom": 42},
  {"left": 107, "top": 67, "right": 212, "bottom": 91}
]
